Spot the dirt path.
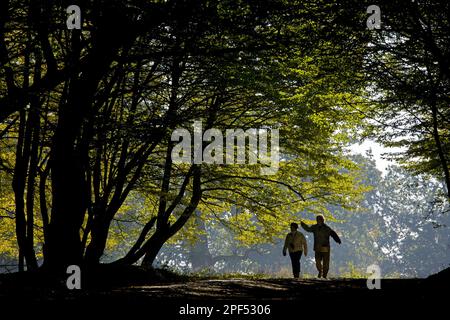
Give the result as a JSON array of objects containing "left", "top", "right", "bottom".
[
  {"left": 1, "top": 276, "right": 446, "bottom": 317},
  {"left": 108, "top": 278, "right": 402, "bottom": 299}
]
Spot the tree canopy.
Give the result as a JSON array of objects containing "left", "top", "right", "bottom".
[{"left": 0, "top": 0, "right": 448, "bottom": 277}]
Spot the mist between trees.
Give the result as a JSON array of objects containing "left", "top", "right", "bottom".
[{"left": 0, "top": 0, "right": 449, "bottom": 276}]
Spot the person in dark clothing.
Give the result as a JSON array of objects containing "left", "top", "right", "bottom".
[
  {"left": 301, "top": 215, "right": 341, "bottom": 279},
  {"left": 283, "top": 222, "right": 308, "bottom": 278}
]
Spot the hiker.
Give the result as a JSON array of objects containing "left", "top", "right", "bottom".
[
  {"left": 283, "top": 222, "right": 308, "bottom": 278},
  {"left": 301, "top": 215, "right": 341, "bottom": 279}
]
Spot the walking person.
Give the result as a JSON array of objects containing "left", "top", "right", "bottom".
[
  {"left": 301, "top": 215, "right": 341, "bottom": 279},
  {"left": 283, "top": 222, "right": 308, "bottom": 278}
]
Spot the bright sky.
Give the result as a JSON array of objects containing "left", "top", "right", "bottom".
[{"left": 348, "top": 140, "right": 403, "bottom": 174}]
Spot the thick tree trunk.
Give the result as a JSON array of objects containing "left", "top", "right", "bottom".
[
  {"left": 45, "top": 14, "right": 132, "bottom": 270},
  {"left": 84, "top": 217, "right": 112, "bottom": 266},
  {"left": 44, "top": 26, "right": 84, "bottom": 271},
  {"left": 47, "top": 129, "right": 86, "bottom": 269}
]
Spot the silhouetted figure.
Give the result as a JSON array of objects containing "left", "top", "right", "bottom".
[
  {"left": 283, "top": 222, "right": 308, "bottom": 278},
  {"left": 301, "top": 215, "right": 341, "bottom": 279}
]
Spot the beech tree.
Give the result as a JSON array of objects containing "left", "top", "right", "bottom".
[{"left": 0, "top": 0, "right": 371, "bottom": 272}]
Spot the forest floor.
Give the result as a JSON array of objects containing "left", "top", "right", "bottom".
[{"left": 0, "top": 266, "right": 448, "bottom": 317}]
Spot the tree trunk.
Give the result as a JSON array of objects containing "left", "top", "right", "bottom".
[
  {"left": 45, "top": 29, "right": 91, "bottom": 270},
  {"left": 24, "top": 100, "right": 40, "bottom": 270},
  {"left": 84, "top": 216, "right": 112, "bottom": 266},
  {"left": 140, "top": 166, "right": 202, "bottom": 267},
  {"left": 431, "top": 100, "right": 450, "bottom": 198},
  {"left": 140, "top": 232, "right": 168, "bottom": 267},
  {"left": 189, "top": 214, "right": 213, "bottom": 271},
  {"left": 112, "top": 217, "right": 157, "bottom": 266},
  {"left": 45, "top": 18, "right": 132, "bottom": 270},
  {"left": 13, "top": 110, "right": 28, "bottom": 272}
]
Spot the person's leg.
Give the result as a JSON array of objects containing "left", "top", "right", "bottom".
[
  {"left": 298, "top": 251, "right": 303, "bottom": 277},
  {"left": 289, "top": 252, "right": 296, "bottom": 278},
  {"left": 289, "top": 252, "right": 300, "bottom": 278},
  {"left": 315, "top": 251, "right": 322, "bottom": 278},
  {"left": 322, "top": 251, "right": 330, "bottom": 278}
]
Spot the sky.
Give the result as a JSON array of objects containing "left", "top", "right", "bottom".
[{"left": 348, "top": 140, "right": 403, "bottom": 174}]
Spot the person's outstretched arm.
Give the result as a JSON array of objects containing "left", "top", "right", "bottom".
[
  {"left": 300, "top": 221, "right": 313, "bottom": 232},
  {"left": 330, "top": 229, "right": 341, "bottom": 244}
]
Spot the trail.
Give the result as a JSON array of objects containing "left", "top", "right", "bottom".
[{"left": 1, "top": 274, "right": 447, "bottom": 317}]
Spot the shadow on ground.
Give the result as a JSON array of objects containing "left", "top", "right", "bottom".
[{"left": 0, "top": 265, "right": 448, "bottom": 317}]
